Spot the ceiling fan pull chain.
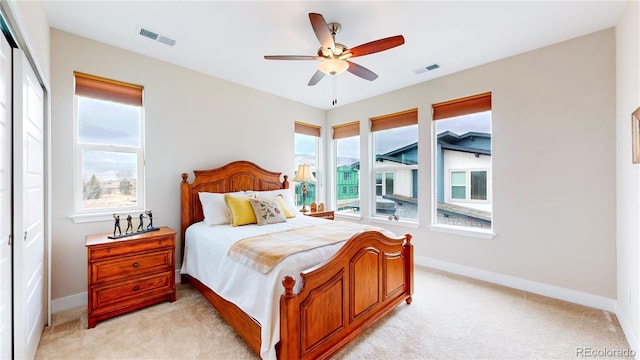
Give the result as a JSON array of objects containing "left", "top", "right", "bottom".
[{"left": 332, "top": 76, "right": 338, "bottom": 106}]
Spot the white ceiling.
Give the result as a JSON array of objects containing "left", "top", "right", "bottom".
[{"left": 42, "top": 1, "right": 625, "bottom": 110}]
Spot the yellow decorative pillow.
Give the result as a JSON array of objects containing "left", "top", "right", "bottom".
[
  {"left": 266, "top": 195, "right": 294, "bottom": 218},
  {"left": 224, "top": 195, "right": 257, "bottom": 226}
]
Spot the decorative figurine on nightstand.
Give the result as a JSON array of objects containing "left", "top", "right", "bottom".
[
  {"left": 113, "top": 214, "right": 122, "bottom": 237},
  {"left": 137, "top": 213, "right": 144, "bottom": 231},
  {"left": 108, "top": 210, "right": 160, "bottom": 239},
  {"left": 146, "top": 210, "right": 154, "bottom": 229},
  {"left": 125, "top": 214, "right": 133, "bottom": 233}
]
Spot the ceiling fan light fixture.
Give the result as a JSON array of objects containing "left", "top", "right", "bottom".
[{"left": 318, "top": 58, "right": 349, "bottom": 75}]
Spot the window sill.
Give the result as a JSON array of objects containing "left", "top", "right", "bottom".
[
  {"left": 368, "top": 216, "right": 420, "bottom": 229},
  {"left": 70, "top": 210, "right": 143, "bottom": 224},
  {"left": 429, "top": 224, "right": 495, "bottom": 239},
  {"left": 334, "top": 212, "right": 362, "bottom": 221}
]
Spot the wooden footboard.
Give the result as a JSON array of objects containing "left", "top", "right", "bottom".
[{"left": 278, "top": 231, "right": 413, "bottom": 360}]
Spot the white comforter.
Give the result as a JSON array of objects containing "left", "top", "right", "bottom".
[{"left": 180, "top": 216, "right": 356, "bottom": 360}]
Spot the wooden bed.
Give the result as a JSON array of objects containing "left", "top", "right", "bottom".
[{"left": 180, "top": 160, "right": 413, "bottom": 360}]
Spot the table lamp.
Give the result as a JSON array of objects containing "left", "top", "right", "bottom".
[{"left": 292, "top": 164, "right": 316, "bottom": 212}]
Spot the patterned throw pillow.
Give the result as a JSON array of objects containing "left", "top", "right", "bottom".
[{"left": 249, "top": 197, "right": 287, "bottom": 225}]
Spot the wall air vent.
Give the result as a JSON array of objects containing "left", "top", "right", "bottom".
[
  {"left": 157, "top": 36, "right": 176, "bottom": 47},
  {"left": 137, "top": 26, "right": 176, "bottom": 47},
  {"left": 413, "top": 63, "right": 440, "bottom": 75}
]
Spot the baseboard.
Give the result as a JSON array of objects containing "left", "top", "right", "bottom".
[
  {"left": 415, "top": 255, "right": 617, "bottom": 312},
  {"left": 52, "top": 269, "right": 183, "bottom": 313},
  {"left": 51, "top": 292, "right": 87, "bottom": 313},
  {"left": 615, "top": 303, "right": 639, "bottom": 357}
]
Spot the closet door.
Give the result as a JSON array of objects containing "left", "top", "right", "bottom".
[
  {"left": 13, "top": 49, "right": 45, "bottom": 360},
  {"left": 0, "top": 31, "right": 12, "bottom": 360}
]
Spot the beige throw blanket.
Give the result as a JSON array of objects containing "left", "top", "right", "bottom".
[{"left": 228, "top": 221, "right": 387, "bottom": 274}]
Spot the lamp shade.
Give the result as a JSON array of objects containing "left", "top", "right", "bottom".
[
  {"left": 292, "top": 164, "right": 317, "bottom": 183},
  {"left": 318, "top": 58, "right": 349, "bottom": 75}
]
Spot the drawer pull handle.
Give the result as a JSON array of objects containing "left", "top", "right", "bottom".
[
  {"left": 133, "top": 286, "right": 139, "bottom": 291},
  {"left": 132, "top": 262, "right": 139, "bottom": 268}
]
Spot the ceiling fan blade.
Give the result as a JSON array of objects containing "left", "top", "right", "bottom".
[
  {"left": 309, "top": 13, "right": 335, "bottom": 53},
  {"left": 344, "top": 35, "right": 405, "bottom": 59},
  {"left": 264, "top": 55, "right": 323, "bottom": 60},
  {"left": 347, "top": 61, "right": 378, "bottom": 81},
  {"left": 307, "top": 70, "right": 325, "bottom": 86}
]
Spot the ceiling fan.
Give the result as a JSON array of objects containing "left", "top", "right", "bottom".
[{"left": 264, "top": 13, "right": 405, "bottom": 87}]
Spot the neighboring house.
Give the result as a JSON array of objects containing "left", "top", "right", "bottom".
[
  {"left": 336, "top": 165, "right": 359, "bottom": 201},
  {"left": 436, "top": 131, "right": 491, "bottom": 227},
  {"left": 338, "top": 144, "right": 418, "bottom": 216}
]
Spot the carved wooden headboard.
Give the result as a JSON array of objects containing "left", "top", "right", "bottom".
[{"left": 179, "top": 160, "right": 289, "bottom": 254}]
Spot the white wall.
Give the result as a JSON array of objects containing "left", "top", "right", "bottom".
[
  {"left": 4, "top": 0, "right": 50, "bottom": 86},
  {"left": 49, "top": 29, "right": 325, "bottom": 300},
  {"left": 615, "top": 0, "right": 640, "bottom": 352},
  {"left": 327, "top": 29, "right": 617, "bottom": 300}
]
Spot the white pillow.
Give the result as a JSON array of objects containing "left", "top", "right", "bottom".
[
  {"left": 255, "top": 189, "right": 300, "bottom": 217},
  {"left": 199, "top": 191, "right": 246, "bottom": 226}
]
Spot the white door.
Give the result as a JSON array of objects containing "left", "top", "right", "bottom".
[
  {"left": 0, "top": 32, "right": 13, "bottom": 360},
  {"left": 13, "top": 49, "right": 45, "bottom": 360}
]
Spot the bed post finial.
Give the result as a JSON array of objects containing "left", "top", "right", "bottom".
[
  {"left": 405, "top": 233, "right": 412, "bottom": 245},
  {"left": 181, "top": 173, "right": 189, "bottom": 183},
  {"left": 282, "top": 175, "right": 289, "bottom": 189},
  {"left": 282, "top": 275, "right": 295, "bottom": 299}
]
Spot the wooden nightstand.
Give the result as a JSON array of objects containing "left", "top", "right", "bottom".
[
  {"left": 85, "top": 226, "right": 176, "bottom": 328},
  {"left": 304, "top": 210, "right": 334, "bottom": 220}
]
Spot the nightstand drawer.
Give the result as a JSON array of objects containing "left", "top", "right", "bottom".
[
  {"left": 89, "top": 236, "right": 174, "bottom": 260},
  {"left": 90, "top": 272, "right": 173, "bottom": 316},
  {"left": 91, "top": 249, "right": 174, "bottom": 284}
]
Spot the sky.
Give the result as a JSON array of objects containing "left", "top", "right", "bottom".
[{"left": 78, "top": 97, "right": 141, "bottom": 182}]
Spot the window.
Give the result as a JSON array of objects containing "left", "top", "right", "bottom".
[
  {"left": 371, "top": 109, "right": 418, "bottom": 221},
  {"left": 471, "top": 171, "right": 487, "bottom": 200},
  {"left": 333, "top": 121, "right": 360, "bottom": 215},
  {"left": 448, "top": 170, "right": 489, "bottom": 201},
  {"left": 74, "top": 72, "right": 144, "bottom": 215},
  {"left": 294, "top": 121, "right": 320, "bottom": 209},
  {"left": 433, "top": 92, "right": 492, "bottom": 230},
  {"left": 450, "top": 171, "right": 466, "bottom": 199}
]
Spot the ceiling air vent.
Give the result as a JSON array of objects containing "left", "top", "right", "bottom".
[
  {"left": 413, "top": 63, "right": 440, "bottom": 75},
  {"left": 137, "top": 26, "right": 176, "bottom": 47}
]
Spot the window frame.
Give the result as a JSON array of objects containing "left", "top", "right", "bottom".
[
  {"left": 294, "top": 122, "right": 320, "bottom": 208},
  {"left": 72, "top": 72, "right": 145, "bottom": 219},
  {"left": 371, "top": 109, "right": 419, "bottom": 222},
  {"left": 431, "top": 92, "right": 493, "bottom": 233},
  {"left": 333, "top": 121, "right": 360, "bottom": 216}
]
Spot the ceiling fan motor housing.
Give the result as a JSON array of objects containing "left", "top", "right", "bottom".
[{"left": 318, "top": 43, "right": 348, "bottom": 58}]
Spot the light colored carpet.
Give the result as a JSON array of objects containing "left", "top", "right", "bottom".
[{"left": 36, "top": 267, "right": 632, "bottom": 359}]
